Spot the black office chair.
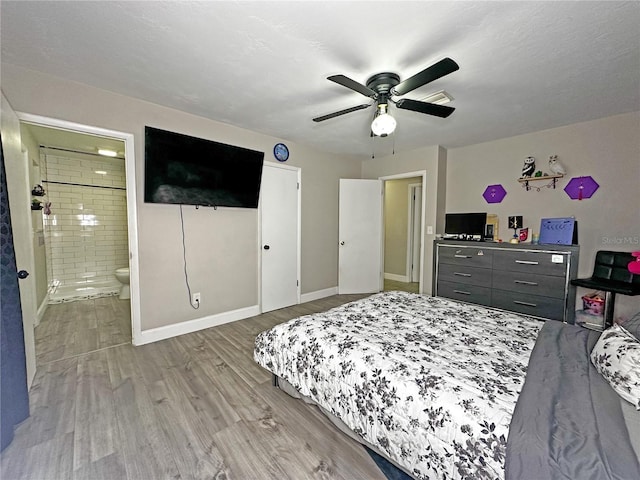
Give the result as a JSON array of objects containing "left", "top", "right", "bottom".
[{"left": 571, "top": 250, "right": 640, "bottom": 329}]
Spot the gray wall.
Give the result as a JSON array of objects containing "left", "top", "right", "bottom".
[
  {"left": 2, "top": 64, "right": 361, "bottom": 332},
  {"left": 446, "top": 112, "right": 640, "bottom": 319},
  {"left": 362, "top": 145, "right": 447, "bottom": 295}
]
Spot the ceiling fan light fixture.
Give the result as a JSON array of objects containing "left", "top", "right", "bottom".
[{"left": 371, "top": 104, "right": 397, "bottom": 136}]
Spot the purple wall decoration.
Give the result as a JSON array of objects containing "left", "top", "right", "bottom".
[
  {"left": 483, "top": 184, "right": 507, "bottom": 203},
  {"left": 564, "top": 176, "right": 599, "bottom": 200}
]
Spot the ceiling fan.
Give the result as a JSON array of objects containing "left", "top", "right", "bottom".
[{"left": 313, "top": 57, "right": 459, "bottom": 136}]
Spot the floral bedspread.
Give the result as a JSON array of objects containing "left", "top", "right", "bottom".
[{"left": 254, "top": 291, "right": 543, "bottom": 480}]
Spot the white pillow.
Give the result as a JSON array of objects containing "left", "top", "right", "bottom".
[{"left": 590, "top": 324, "right": 640, "bottom": 410}]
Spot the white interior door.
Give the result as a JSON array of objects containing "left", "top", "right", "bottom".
[
  {"left": 339, "top": 179, "right": 383, "bottom": 294},
  {"left": 260, "top": 163, "right": 300, "bottom": 312},
  {"left": 2, "top": 93, "right": 37, "bottom": 386}
]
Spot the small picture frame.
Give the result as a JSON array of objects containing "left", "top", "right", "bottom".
[{"left": 486, "top": 214, "right": 499, "bottom": 241}]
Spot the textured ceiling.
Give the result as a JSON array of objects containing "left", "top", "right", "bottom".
[{"left": 2, "top": 1, "right": 639, "bottom": 158}]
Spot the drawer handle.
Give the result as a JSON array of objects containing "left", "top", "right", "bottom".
[
  {"left": 514, "top": 280, "right": 538, "bottom": 286},
  {"left": 453, "top": 290, "right": 471, "bottom": 295},
  {"left": 515, "top": 260, "right": 539, "bottom": 265},
  {"left": 454, "top": 254, "right": 471, "bottom": 258},
  {"left": 454, "top": 272, "right": 471, "bottom": 277},
  {"left": 514, "top": 300, "right": 537, "bottom": 307}
]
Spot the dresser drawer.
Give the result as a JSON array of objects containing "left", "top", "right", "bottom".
[
  {"left": 438, "top": 263, "right": 492, "bottom": 287},
  {"left": 437, "top": 281, "right": 492, "bottom": 307},
  {"left": 491, "top": 289, "right": 564, "bottom": 320},
  {"left": 438, "top": 246, "right": 493, "bottom": 268},
  {"left": 493, "top": 250, "right": 569, "bottom": 277},
  {"left": 492, "top": 271, "right": 566, "bottom": 299}
]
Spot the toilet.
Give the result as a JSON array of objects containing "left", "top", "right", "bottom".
[{"left": 114, "top": 267, "right": 130, "bottom": 300}]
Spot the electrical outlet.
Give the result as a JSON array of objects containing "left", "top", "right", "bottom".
[{"left": 192, "top": 292, "right": 201, "bottom": 305}]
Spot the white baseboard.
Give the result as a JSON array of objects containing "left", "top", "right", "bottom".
[
  {"left": 36, "top": 295, "right": 49, "bottom": 326},
  {"left": 301, "top": 286, "right": 338, "bottom": 303},
  {"left": 384, "top": 273, "right": 409, "bottom": 283},
  {"left": 136, "top": 304, "right": 261, "bottom": 346}
]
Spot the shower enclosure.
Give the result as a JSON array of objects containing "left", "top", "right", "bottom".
[{"left": 41, "top": 148, "right": 129, "bottom": 302}]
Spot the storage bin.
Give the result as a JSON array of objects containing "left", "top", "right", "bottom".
[{"left": 582, "top": 291, "right": 605, "bottom": 316}]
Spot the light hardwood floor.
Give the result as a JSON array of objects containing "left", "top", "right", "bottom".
[
  {"left": 34, "top": 296, "right": 132, "bottom": 365},
  {"left": 1, "top": 294, "right": 389, "bottom": 480},
  {"left": 384, "top": 278, "right": 419, "bottom": 294}
]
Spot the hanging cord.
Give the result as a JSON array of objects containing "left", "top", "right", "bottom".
[
  {"left": 371, "top": 133, "right": 376, "bottom": 159},
  {"left": 179, "top": 204, "right": 200, "bottom": 309}
]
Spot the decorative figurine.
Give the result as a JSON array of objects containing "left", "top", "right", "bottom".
[
  {"left": 548, "top": 155, "right": 566, "bottom": 175},
  {"left": 508, "top": 215, "right": 523, "bottom": 243},
  {"left": 521, "top": 156, "right": 536, "bottom": 178}
]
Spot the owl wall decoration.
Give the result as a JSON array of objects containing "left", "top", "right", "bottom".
[
  {"left": 548, "top": 155, "right": 566, "bottom": 175},
  {"left": 521, "top": 156, "right": 536, "bottom": 178}
]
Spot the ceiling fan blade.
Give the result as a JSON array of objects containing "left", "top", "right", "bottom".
[
  {"left": 391, "top": 58, "right": 459, "bottom": 96},
  {"left": 327, "top": 75, "right": 377, "bottom": 98},
  {"left": 395, "top": 98, "right": 455, "bottom": 118},
  {"left": 313, "top": 103, "right": 371, "bottom": 122}
]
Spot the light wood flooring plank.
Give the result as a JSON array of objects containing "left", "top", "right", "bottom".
[
  {"left": 211, "top": 420, "right": 292, "bottom": 480},
  {"left": 35, "top": 297, "right": 132, "bottom": 366},
  {"left": 159, "top": 356, "right": 241, "bottom": 432},
  {"left": 253, "top": 380, "right": 386, "bottom": 480},
  {"left": 95, "top": 297, "right": 131, "bottom": 349},
  {"left": 149, "top": 370, "right": 228, "bottom": 479},
  {"left": 73, "top": 349, "right": 120, "bottom": 471},
  {"left": 111, "top": 376, "right": 182, "bottom": 479},
  {"left": 1, "top": 432, "right": 74, "bottom": 480},
  {"left": 72, "top": 451, "right": 127, "bottom": 480},
  {"left": 199, "top": 327, "right": 272, "bottom": 387},
  {"left": 28, "top": 357, "right": 78, "bottom": 409}
]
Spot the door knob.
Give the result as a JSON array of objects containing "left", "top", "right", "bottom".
[
  {"left": 263, "top": 245, "right": 270, "bottom": 250},
  {"left": 340, "top": 241, "right": 345, "bottom": 246},
  {"left": 17, "top": 270, "right": 29, "bottom": 279}
]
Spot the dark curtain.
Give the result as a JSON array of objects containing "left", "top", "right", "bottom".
[{"left": 0, "top": 132, "right": 30, "bottom": 451}]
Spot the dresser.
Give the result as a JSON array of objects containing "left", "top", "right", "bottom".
[{"left": 433, "top": 240, "right": 580, "bottom": 323}]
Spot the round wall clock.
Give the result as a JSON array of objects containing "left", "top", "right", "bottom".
[{"left": 273, "top": 143, "right": 289, "bottom": 162}]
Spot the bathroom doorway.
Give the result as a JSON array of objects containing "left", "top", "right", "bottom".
[
  {"left": 18, "top": 112, "right": 141, "bottom": 351},
  {"left": 26, "top": 125, "right": 128, "bottom": 302}
]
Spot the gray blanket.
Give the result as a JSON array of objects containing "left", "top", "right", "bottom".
[{"left": 505, "top": 321, "right": 640, "bottom": 479}]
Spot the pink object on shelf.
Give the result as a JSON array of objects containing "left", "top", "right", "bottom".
[{"left": 629, "top": 251, "right": 640, "bottom": 274}]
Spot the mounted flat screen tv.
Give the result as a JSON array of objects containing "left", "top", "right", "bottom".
[
  {"left": 144, "top": 126, "right": 264, "bottom": 208},
  {"left": 444, "top": 212, "right": 487, "bottom": 240}
]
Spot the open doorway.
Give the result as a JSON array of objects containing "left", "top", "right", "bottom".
[
  {"left": 18, "top": 112, "right": 142, "bottom": 351},
  {"left": 381, "top": 173, "right": 425, "bottom": 294}
]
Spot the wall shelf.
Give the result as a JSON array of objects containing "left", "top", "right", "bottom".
[{"left": 518, "top": 174, "right": 564, "bottom": 191}]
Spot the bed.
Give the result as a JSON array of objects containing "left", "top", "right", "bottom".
[{"left": 253, "top": 291, "right": 640, "bottom": 479}]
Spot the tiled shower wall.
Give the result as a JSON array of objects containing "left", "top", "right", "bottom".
[{"left": 42, "top": 152, "right": 129, "bottom": 292}]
